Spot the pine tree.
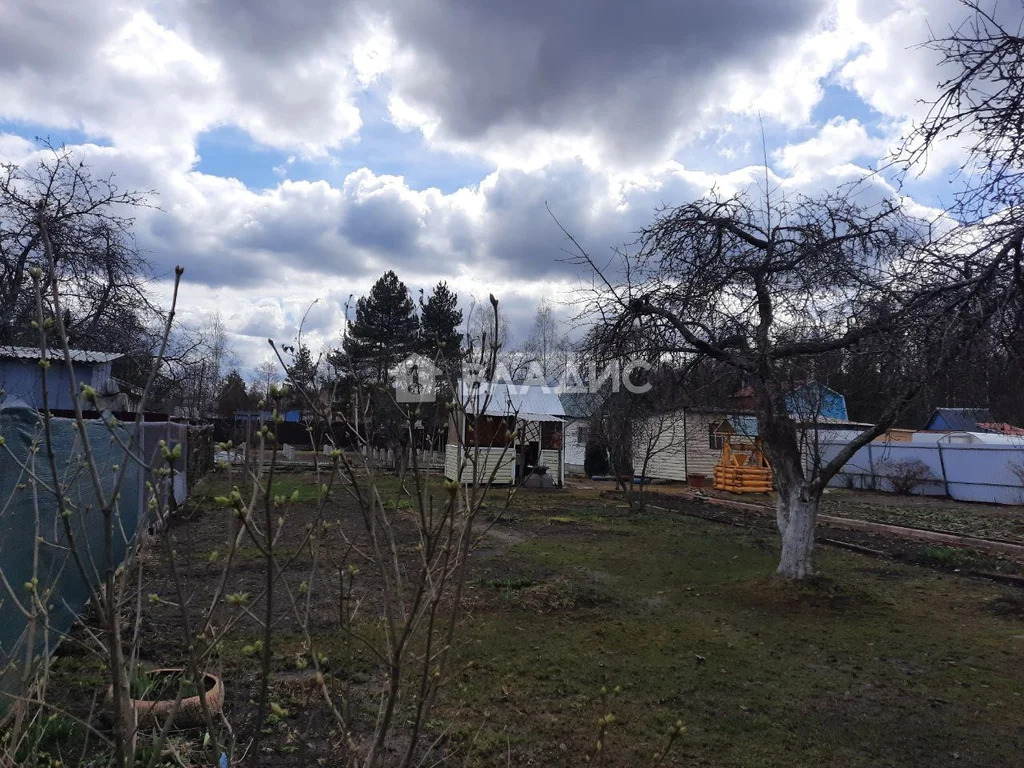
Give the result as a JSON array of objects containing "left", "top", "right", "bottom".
[
  {"left": 344, "top": 271, "right": 419, "bottom": 381},
  {"left": 287, "top": 344, "right": 318, "bottom": 390},
  {"left": 419, "top": 281, "right": 463, "bottom": 376},
  {"left": 217, "top": 369, "right": 253, "bottom": 417}
]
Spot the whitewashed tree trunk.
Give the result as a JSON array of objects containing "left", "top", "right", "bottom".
[{"left": 775, "top": 485, "right": 818, "bottom": 579}]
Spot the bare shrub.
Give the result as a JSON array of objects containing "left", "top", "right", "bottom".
[
  {"left": 879, "top": 459, "right": 933, "bottom": 495},
  {"left": 1007, "top": 458, "right": 1024, "bottom": 487}
]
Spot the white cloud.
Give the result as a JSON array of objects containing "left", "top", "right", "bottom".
[
  {"left": 0, "top": 0, "right": 979, "bottom": 371},
  {"left": 0, "top": 2, "right": 371, "bottom": 162},
  {"left": 775, "top": 117, "right": 885, "bottom": 177}
]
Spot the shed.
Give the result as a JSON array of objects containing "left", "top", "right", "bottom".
[
  {"left": 924, "top": 407, "right": 993, "bottom": 432},
  {"left": 629, "top": 406, "right": 752, "bottom": 483},
  {"left": 445, "top": 381, "right": 565, "bottom": 487},
  {"left": 0, "top": 346, "right": 122, "bottom": 412}
]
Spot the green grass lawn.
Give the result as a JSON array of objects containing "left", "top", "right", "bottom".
[{"left": 438, "top": 502, "right": 1024, "bottom": 767}]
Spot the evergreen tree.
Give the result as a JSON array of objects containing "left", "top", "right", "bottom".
[
  {"left": 287, "top": 344, "right": 319, "bottom": 391},
  {"left": 284, "top": 343, "right": 320, "bottom": 410},
  {"left": 419, "top": 281, "right": 464, "bottom": 383},
  {"left": 419, "top": 281, "right": 463, "bottom": 354},
  {"left": 344, "top": 271, "right": 419, "bottom": 381},
  {"left": 217, "top": 369, "right": 253, "bottom": 417}
]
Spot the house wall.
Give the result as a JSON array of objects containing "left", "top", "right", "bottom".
[
  {"left": 564, "top": 418, "right": 587, "bottom": 473},
  {"left": 785, "top": 386, "right": 848, "bottom": 421},
  {"left": 634, "top": 412, "right": 687, "bottom": 481},
  {"left": 540, "top": 448, "right": 561, "bottom": 485},
  {"left": 444, "top": 444, "right": 516, "bottom": 485},
  {"left": 683, "top": 412, "right": 731, "bottom": 478},
  {"left": 444, "top": 443, "right": 460, "bottom": 481},
  {"left": 634, "top": 410, "right": 738, "bottom": 482},
  {"left": 0, "top": 359, "right": 109, "bottom": 411}
]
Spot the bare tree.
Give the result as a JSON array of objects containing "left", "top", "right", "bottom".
[
  {"left": 595, "top": 368, "right": 686, "bottom": 513},
  {"left": 464, "top": 298, "right": 541, "bottom": 382},
  {"left": 0, "top": 144, "right": 150, "bottom": 350},
  {"left": 902, "top": 0, "right": 1024, "bottom": 220},
  {"left": 522, "top": 299, "right": 572, "bottom": 382},
  {"left": 564, "top": 189, "right": 1020, "bottom": 579},
  {"left": 252, "top": 356, "right": 280, "bottom": 401},
  {"left": 153, "top": 314, "right": 236, "bottom": 417}
]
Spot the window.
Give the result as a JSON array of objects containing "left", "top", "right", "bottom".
[
  {"left": 709, "top": 421, "right": 727, "bottom": 450},
  {"left": 577, "top": 424, "right": 590, "bottom": 445}
]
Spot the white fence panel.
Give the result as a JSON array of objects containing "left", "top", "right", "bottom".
[
  {"left": 820, "top": 440, "right": 1024, "bottom": 505},
  {"left": 941, "top": 445, "right": 1024, "bottom": 504}
]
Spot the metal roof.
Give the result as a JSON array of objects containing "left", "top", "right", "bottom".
[
  {"left": 559, "top": 391, "right": 604, "bottom": 419},
  {"left": 0, "top": 346, "right": 122, "bottom": 364},
  {"left": 925, "top": 407, "right": 993, "bottom": 431},
  {"left": 460, "top": 380, "right": 565, "bottom": 419}
]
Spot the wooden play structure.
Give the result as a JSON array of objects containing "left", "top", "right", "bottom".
[{"left": 712, "top": 428, "right": 773, "bottom": 494}]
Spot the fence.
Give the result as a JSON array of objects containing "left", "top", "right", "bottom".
[
  {"left": 360, "top": 447, "right": 446, "bottom": 471},
  {"left": 820, "top": 439, "right": 1024, "bottom": 505},
  {"left": 0, "top": 401, "right": 193, "bottom": 715}
]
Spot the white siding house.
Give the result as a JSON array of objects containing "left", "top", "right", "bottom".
[
  {"left": 635, "top": 409, "right": 872, "bottom": 483},
  {"left": 564, "top": 419, "right": 589, "bottom": 474},
  {"left": 632, "top": 408, "right": 741, "bottom": 482},
  {"left": 559, "top": 392, "right": 604, "bottom": 475}
]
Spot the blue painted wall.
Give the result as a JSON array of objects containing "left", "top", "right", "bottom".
[
  {"left": 785, "top": 384, "right": 849, "bottom": 421},
  {"left": 0, "top": 359, "right": 108, "bottom": 411}
]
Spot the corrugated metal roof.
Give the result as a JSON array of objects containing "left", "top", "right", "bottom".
[
  {"left": 0, "top": 346, "right": 122, "bottom": 364},
  {"left": 460, "top": 380, "right": 565, "bottom": 419}
]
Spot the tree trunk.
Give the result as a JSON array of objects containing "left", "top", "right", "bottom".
[{"left": 775, "top": 485, "right": 818, "bottom": 579}]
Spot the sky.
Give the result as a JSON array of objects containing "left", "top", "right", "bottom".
[{"left": 0, "top": 0, "right": 992, "bottom": 376}]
